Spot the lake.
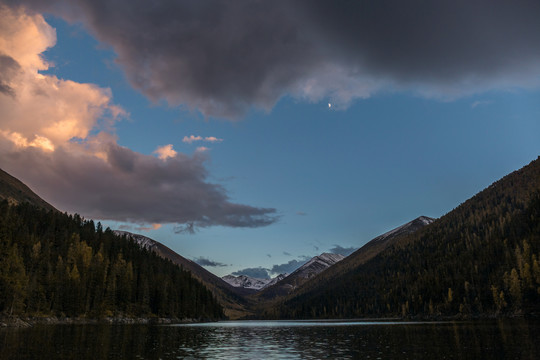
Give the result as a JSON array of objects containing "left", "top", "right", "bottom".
[{"left": 1, "top": 319, "right": 538, "bottom": 359}]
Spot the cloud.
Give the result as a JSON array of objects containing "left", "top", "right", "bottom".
[
  {"left": 270, "top": 258, "right": 309, "bottom": 275},
  {"left": 195, "top": 146, "right": 209, "bottom": 153},
  {"left": 204, "top": 136, "right": 223, "bottom": 143},
  {"left": 328, "top": 245, "right": 357, "bottom": 257},
  {"left": 232, "top": 267, "right": 270, "bottom": 280},
  {"left": 0, "top": 54, "right": 21, "bottom": 97},
  {"left": 135, "top": 223, "right": 162, "bottom": 232},
  {"left": 153, "top": 144, "right": 177, "bottom": 160},
  {"left": 182, "top": 135, "right": 202, "bottom": 144},
  {"left": 182, "top": 135, "right": 223, "bottom": 144},
  {"left": 193, "top": 257, "right": 228, "bottom": 268},
  {"left": 10, "top": 0, "right": 540, "bottom": 118},
  {"left": 0, "top": 4, "right": 277, "bottom": 231}
]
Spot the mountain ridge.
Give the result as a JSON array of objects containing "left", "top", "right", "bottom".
[
  {"left": 255, "top": 252, "right": 345, "bottom": 300},
  {"left": 0, "top": 168, "right": 56, "bottom": 212},
  {"left": 113, "top": 230, "right": 255, "bottom": 319}
]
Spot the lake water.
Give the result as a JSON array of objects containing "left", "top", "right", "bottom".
[{"left": 1, "top": 319, "right": 538, "bottom": 359}]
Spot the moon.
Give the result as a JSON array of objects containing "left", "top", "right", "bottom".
[{"left": 328, "top": 103, "right": 332, "bottom": 108}]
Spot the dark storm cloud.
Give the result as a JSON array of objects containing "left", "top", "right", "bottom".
[
  {"left": 329, "top": 245, "right": 357, "bottom": 257},
  {"left": 193, "top": 257, "right": 228, "bottom": 267},
  {"left": 232, "top": 267, "right": 270, "bottom": 280},
  {"left": 0, "top": 139, "right": 278, "bottom": 229},
  {"left": 13, "top": 0, "right": 540, "bottom": 118}
]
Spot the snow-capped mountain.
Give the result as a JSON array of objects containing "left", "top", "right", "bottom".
[
  {"left": 222, "top": 273, "right": 289, "bottom": 291},
  {"left": 370, "top": 216, "right": 435, "bottom": 243},
  {"left": 290, "top": 253, "right": 345, "bottom": 280},
  {"left": 222, "top": 275, "right": 271, "bottom": 290},
  {"left": 256, "top": 253, "right": 345, "bottom": 299}
]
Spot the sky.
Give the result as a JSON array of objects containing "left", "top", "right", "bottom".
[{"left": 0, "top": 1, "right": 539, "bottom": 278}]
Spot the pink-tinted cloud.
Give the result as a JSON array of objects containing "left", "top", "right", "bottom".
[
  {"left": 195, "top": 146, "right": 209, "bottom": 153},
  {"left": 204, "top": 136, "right": 223, "bottom": 143},
  {"left": 0, "top": 4, "right": 277, "bottom": 230},
  {"left": 135, "top": 223, "right": 162, "bottom": 232},
  {"left": 153, "top": 144, "right": 177, "bottom": 160}
]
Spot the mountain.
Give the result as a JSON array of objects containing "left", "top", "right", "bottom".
[
  {"left": 317, "top": 216, "right": 435, "bottom": 280},
  {"left": 254, "top": 216, "right": 435, "bottom": 311},
  {"left": 221, "top": 273, "right": 290, "bottom": 291},
  {"left": 222, "top": 275, "right": 271, "bottom": 291},
  {"left": 0, "top": 201, "right": 224, "bottom": 320},
  {"left": 370, "top": 216, "right": 434, "bottom": 244},
  {"left": 256, "top": 253, "right": 345, "bottom": 300},
  {"left": 262, "top": 273, "right": 288, "bottom": 289},
  {"left": 272, "top": 157, "right": 540, "bottom": 319},
  {"left": 113, "top": 230, "right": 254, "bottom": 319},
  {"left": 0, "top": 168, "right": 56, "bottom": 212}
]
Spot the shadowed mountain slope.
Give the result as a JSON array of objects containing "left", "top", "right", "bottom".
[
  {"left": 270, "top": 157, "right": 540, "bottom": 319},
  {"left": 113, "top": 231, "right": 254, "bottom": 319},
  {"left": 253, "top": 216, "right": 434, "bottom": 308},
  {"left": 0, "top": 168, "right": 56, "bottom": 212}
]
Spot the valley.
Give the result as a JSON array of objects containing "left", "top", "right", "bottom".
[{"left": 1, "top": 156, "right": 540, "bottom": 321}]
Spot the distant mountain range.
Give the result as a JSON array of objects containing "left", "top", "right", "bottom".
[
  {"left": 223, "top": 253, "right": 345, "bottom": 296},
  {"left": 222, "top": 274, "right": 276, "bottom": 291}
]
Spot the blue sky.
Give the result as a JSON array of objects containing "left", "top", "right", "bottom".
[{"left": 1, "top": 1, "right": 539, "bottom": 278}]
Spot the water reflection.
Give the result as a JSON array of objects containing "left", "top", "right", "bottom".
[{"left": 0, "top": 320, "right": 538, "bottom": 359}]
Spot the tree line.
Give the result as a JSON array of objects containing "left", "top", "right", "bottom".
[{"left": 0, "top": 201, "right": 224, "bottom": 320}]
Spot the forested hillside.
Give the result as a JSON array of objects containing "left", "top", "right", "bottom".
[
  {"left": 0, "top": 201, "right": 224, "bottom": 320},
  {"left": 273, "top": 157, "right": 540, "bottom": 319}
]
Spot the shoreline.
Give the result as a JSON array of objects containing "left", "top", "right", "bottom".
[
  {"left": 0, "top": 315, "right": 211, "bottom": 328},
  {"left": 2, "top": 313, "right": 536, "bottom": 328}
]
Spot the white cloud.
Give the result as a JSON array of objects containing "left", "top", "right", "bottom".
[{"left": 183, "top": 135, "right": 223, "bottom": 144}]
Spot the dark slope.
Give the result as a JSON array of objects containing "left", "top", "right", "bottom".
[
  {"left": 114, "top": 231, "right": 254, "bottom": 319},
  {"left": 0, "top": 168, "right": 56, "bottom": 212},
  {"left": 272, "top": 157, "right": 540, "bottom": 319},
  {"left": 253, "top": 216, "right": 434, "bottom": 310}
]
